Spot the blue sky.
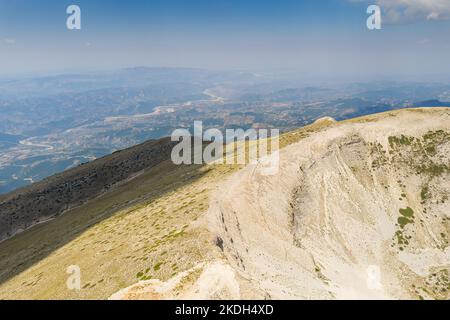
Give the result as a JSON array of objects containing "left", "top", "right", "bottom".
[{"left": 0, "top": 0, "right": 449, "bottom": 79}]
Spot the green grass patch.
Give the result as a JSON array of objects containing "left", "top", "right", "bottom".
[
  {"left": 399, "top": 207, "right": 414, "bottom": 218},
  {"left": 153, "top": 262, "right": 164, "bottom": 271}
]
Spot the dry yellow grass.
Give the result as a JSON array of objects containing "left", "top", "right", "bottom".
[{"left": 1, "top": 107, "right": 446, "bottom": 299}]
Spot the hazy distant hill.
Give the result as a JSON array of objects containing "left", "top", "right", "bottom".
[
  {"left": 1, "top": 71, "right": 449, "bottom": 195},
  {"left": 413, "top": 99, "right": 450, "bottom": 107},
  {"left": 0, "top": 67, "right": 256, "bottom": 99}
]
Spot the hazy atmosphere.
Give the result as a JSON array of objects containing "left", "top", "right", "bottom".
[{"left": 1, "top": 0, "right": 450, "bottom": 79}]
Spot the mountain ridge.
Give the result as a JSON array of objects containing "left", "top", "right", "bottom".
[
  {"left": 0, "top": 137, "right": 176, "bottom": 242},
  {"left": 0, "top": 107, "right": 448, "bottom": 300}
]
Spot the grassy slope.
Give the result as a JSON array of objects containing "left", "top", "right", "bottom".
[
  {"left": 0, "top": 108, "right": 446, "bottom": 299},
  {"left": 0, "top": 158, "right": 241, "bottom": 299}
]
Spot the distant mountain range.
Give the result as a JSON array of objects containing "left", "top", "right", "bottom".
[
  {"left": 1, "top": 68, "right": 450, "bottom": 196},
  {"left": 413, "top": 99, "right": 450, "bottom": 107}
]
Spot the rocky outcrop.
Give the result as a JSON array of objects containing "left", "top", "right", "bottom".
[{"left": 208, "top": 108, "right": 450, "bottom": 299}]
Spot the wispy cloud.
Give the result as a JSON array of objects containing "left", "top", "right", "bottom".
[
  {"left": 353, "top": 0, "right": 450, "bottom": 24},
  {"left": 381, "top": 0, "right": 450, "bottom": 23},
  {"left": 417, "top": 38, "right": 431, "bottom": 45},
  {"left": 3, "top": 38, "right": 16, "bottom": 45}
]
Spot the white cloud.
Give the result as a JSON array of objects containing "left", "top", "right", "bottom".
[{"left": 355, "top": 0, "right": 450, "bottom": 23}]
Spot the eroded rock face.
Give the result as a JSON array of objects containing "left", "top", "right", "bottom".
[
  {"left": 109, "top": 261, "right": 242, "bottom": 300},
  {"left": 0, "top": 137, "right": 176, "bottom": 242},
  {"left": 209, "top": 108, "right": 450, "bottom": 300}
]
